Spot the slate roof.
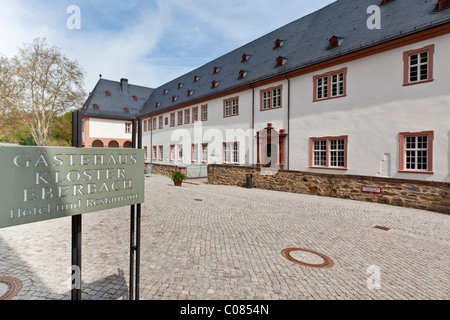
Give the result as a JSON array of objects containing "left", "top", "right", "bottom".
[
  {"left": 82, "top": 0, "right": 449, "bottom": 119},
  {"left": 82, "top": 78, "right": 154, "bottom": 120},
  {"left": 138, "top": 0, "right": 449, "bottom": 117}
]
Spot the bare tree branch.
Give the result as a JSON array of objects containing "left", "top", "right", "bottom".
[{"left": 9, "top": 37, "right": 86, "bottom": 146}]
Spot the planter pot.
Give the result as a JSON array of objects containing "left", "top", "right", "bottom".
[{"left": 174, "top": 181, "right": 182, "bottom": 186}]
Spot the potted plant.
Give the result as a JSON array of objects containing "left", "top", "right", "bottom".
[{"left": 171, "top": 171, "right": 186, "bottom": 186}]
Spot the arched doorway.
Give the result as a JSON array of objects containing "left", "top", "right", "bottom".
[
  {"left": 108, "top": 140, "right": 119, "bottom": 148},
  {"left": 92, "top": 140, "right": 104, "bottom": 148},
  {"left": 123, "top": 141, "right": 132, "bottom": 148}
]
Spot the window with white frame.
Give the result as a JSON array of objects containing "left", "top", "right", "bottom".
[
  {"left": 158, "top": 146, "right": 163, "bottom": 161},
  {"left": 170, "top": 145, "right": 175, "bottom": 161},
  {"left": 125, "top": 123, "right": 132, "bottom": 133},
  {"left": 185, "top": 109, "right": 190, "bottom": 124},
  {"left": 316, "top": 76, "right": 328, "bottom": 100},
  {"left": 399, "top": 131, "right": 434, "bottom": 173},
  {"left": 403, "top": 45, "right": 434, "bottom": 86},
  {"left": 262, "top": 90, "right": 271, "bottom": 110},
  {"left": 310, "top": 136, "right": 348, "bottom": 169},
  {"left": 177, "top": 144, "right": 183, "bottom": 161},
  {"left": 178, "top": 111, "right": 183, "bottom": 126},
  {"left": 224, "top": 143, "right": 231, "bottom": 163},
  {"left": 170, "top": 113, "right": 175, "bottom": 127},
  {"left": 224, "top": 142, "right": 239, "bottom": 164},
  {"left": 159, "top": 116, "right": 163, "bottom": 129},
  {"left": 193, "top": 107, "right": 198, "bottom": 122},
  {"left": 152, "top": 146, "right": 157, "bottom": 161},
  {"left": 331, "top": 73, "right": 345, "bottom": 97},
  {"left": 201, "top": 105, "right": 208, "bottom": 121},
  {"left": 330, "top": 139, "right": 346, "bottom": 168},
  {"left": 261, "top": 86, "right": 282, "bottom": 110},
  {"left": 201, "top": 143, "right": 208, "bottom": 163},
  {"left": 192, "top": 144, "right": 198, "bottom": 162},
  {"left": 224, "top": 98, "right": 239, "bottom": 117},
  {"left": 313, "top": 140, "right": 327, "bottom": 167},
  {"left": 314, "top": 68, "right": 347, "bottom": 101}
]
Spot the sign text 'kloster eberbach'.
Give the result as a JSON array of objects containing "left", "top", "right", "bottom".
[{"left": 0, "top": 146, "right": 145, "bottom": 229}]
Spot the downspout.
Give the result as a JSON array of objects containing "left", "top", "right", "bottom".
[
  {"left": 150, "top": 117, "right": 153, "bottom": 164},
  {"left": 250, "top": 84, "right": 255, "bottom": 166},
  {"left": 285, "top": 75, "right": 290, "bottom": 170}
]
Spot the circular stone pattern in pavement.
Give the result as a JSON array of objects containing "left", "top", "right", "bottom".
[
  {"left": 0, "top": 277, "right": 22, "bottom": 300},
  {"left": 281, "top": 248, "right": 334, "bottom": 269}
]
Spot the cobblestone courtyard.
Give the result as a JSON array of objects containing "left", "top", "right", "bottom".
[{"left": 1, "top": 175, "right": 449, "bottom": 300}]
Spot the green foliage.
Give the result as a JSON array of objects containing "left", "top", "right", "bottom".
[
  {"left": 171, "top": 171, "right": 186, "bottom": 182},
  {"left": 17, "top": 131, "right": 37, "bottom": 146}
]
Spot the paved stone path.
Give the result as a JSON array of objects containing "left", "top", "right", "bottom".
[{"left": 0, "top": 175, "right": 448, "bottom": 300}]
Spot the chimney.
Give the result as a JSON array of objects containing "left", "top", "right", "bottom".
[
  {"left": 438, "top": 0, "right": 450, "bottom": 11},
  {"left": 382, "top": 0, "right": 394, "bottom": 4},
  {"left": 120, "top": 78, "right": 128, "bottom": 94}
]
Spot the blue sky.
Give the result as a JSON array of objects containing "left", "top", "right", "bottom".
[{"left": 0, "top": 0, "right": 335, "bottom": 93}]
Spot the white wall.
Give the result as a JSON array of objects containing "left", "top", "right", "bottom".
[
  {"left": 141, "top": 34, "right": 449, "bottom": 181},
  {"left": 89, "top": 117, "right": 133, "bottom": 140},
  {"left": 289, "top": 34, "right": 450, "bottom": 181}
]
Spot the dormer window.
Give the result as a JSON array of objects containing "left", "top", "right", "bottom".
[
  {"left": 124, "top": 108, "right": 129, "bottom": 113},
  {"left": 105, "top": 91, "right": 111, "bottom": 96},
  {"left": 238, "top": 70, "right": 247, "bottom": 79},
  {"left": 172, "top": 96, "right": 178, "bottom": 102},
  {"left": 211, "top": 80, "right": 219, "bottom": 88},
  {"left": 93, "top": 104, "right": 99, "bottom": 110},
  {"left": 164, "top": 89, "right": 169, "bottom": 95},
  {"left": 329, "top": 36, "right": 343, "bottom": 49},
  {"left": 187, "top": 90, "right": 194, "bottom": 97},
  {"left": 241, "top": 54, "right": 250, "bottom": 62},
  {"left": 156, "top": 102, "right": 161, "bottom": 108},
  {"left": 133, "top": 96, "right": 137, "bottom": 101},
  {"left": 438, "top": 0, "right": 450, "bottom": 11},
  {"left": 213, "top": 67, "right": 220, "bottom": 74},
  {"left": 276, "top": 56, "right": 287, "bottom": 67},
  {"left": 382, "top": 0, "right": 394, "bottom": 4},
  {"left": 178, "top": 83, "right": 183, "bottom": 89},
  {"left": 194, "top": 76, "right": 200, "bottom": 82},
  {"left": 274, "top": 39, "right": 284, "bottom": 49}
]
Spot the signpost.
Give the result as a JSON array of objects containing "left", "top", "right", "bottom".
[
  {"left": 0, "top": 111, "right": 145, "bottom": 300},
  {"left": 0, "top": 146, "right": 145, "bottom": 228}
]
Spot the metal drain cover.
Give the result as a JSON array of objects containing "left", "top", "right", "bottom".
[
  {"left": 281, "top": 248, "right": 334, "bottom": 269},
  {"left": 0, "top": 277, "right": 22, "bottom": 300}
]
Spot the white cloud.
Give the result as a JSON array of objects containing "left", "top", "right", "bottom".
[{"left": 0, "top": 0, "right": 336, "bottom": 93}]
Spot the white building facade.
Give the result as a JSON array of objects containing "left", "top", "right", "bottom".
[{"left": 82, "top": 0, "right": 450, "bottom": 183}]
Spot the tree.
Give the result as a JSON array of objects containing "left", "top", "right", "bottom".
[
  {"left": 48, "top": 111, "right": 73, "bottom": 146},
  {"left": 0, "top": 55, "right": 17, "bottom": 141},
  {"left": 10, "top": 38, "right": 86, "bottom": 146}
]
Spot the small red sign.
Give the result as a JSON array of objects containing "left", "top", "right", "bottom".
[{"left": 361, "top": 186, "right": 382, "bottom": 194}]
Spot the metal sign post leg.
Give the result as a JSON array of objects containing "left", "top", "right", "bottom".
[
  {"left": 71, "top": 110, "right": 83, "bottom": 300},
  {"left": 130, "top": 117, "right": 142, "bottom": 300}
]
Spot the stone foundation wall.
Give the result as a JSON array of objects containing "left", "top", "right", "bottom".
[
  {"left": 148, "top": 163, "right": 186, "bottom": 177},
  {"left": 208, "top": 164, "right": 450, "bottom": 214}
]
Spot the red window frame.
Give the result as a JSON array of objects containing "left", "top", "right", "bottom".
[
  {"left": 223, "top": 97, "right": 239, "bottom": 118},
  {"left": 309, "top": 135, "right": 348, "bottom": 170},
  {"left": 403, "top": 44, "right": 435, "bottom": 86},
  {"left": 260, "top": 85, "right": 283, "bottom": 111},
  {"left": 313, "top": 67, "right": 347, "bottom": 102},
  {"left": 398, "top": 131, "right": 434, "bottom": 174},
  {"left": 201, "top": 105, "right": 208, "bottom": 121}
]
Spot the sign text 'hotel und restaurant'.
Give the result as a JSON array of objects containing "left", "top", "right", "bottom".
[{"left": 0, "top": 146, "right": 145, "bottom": 229}]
